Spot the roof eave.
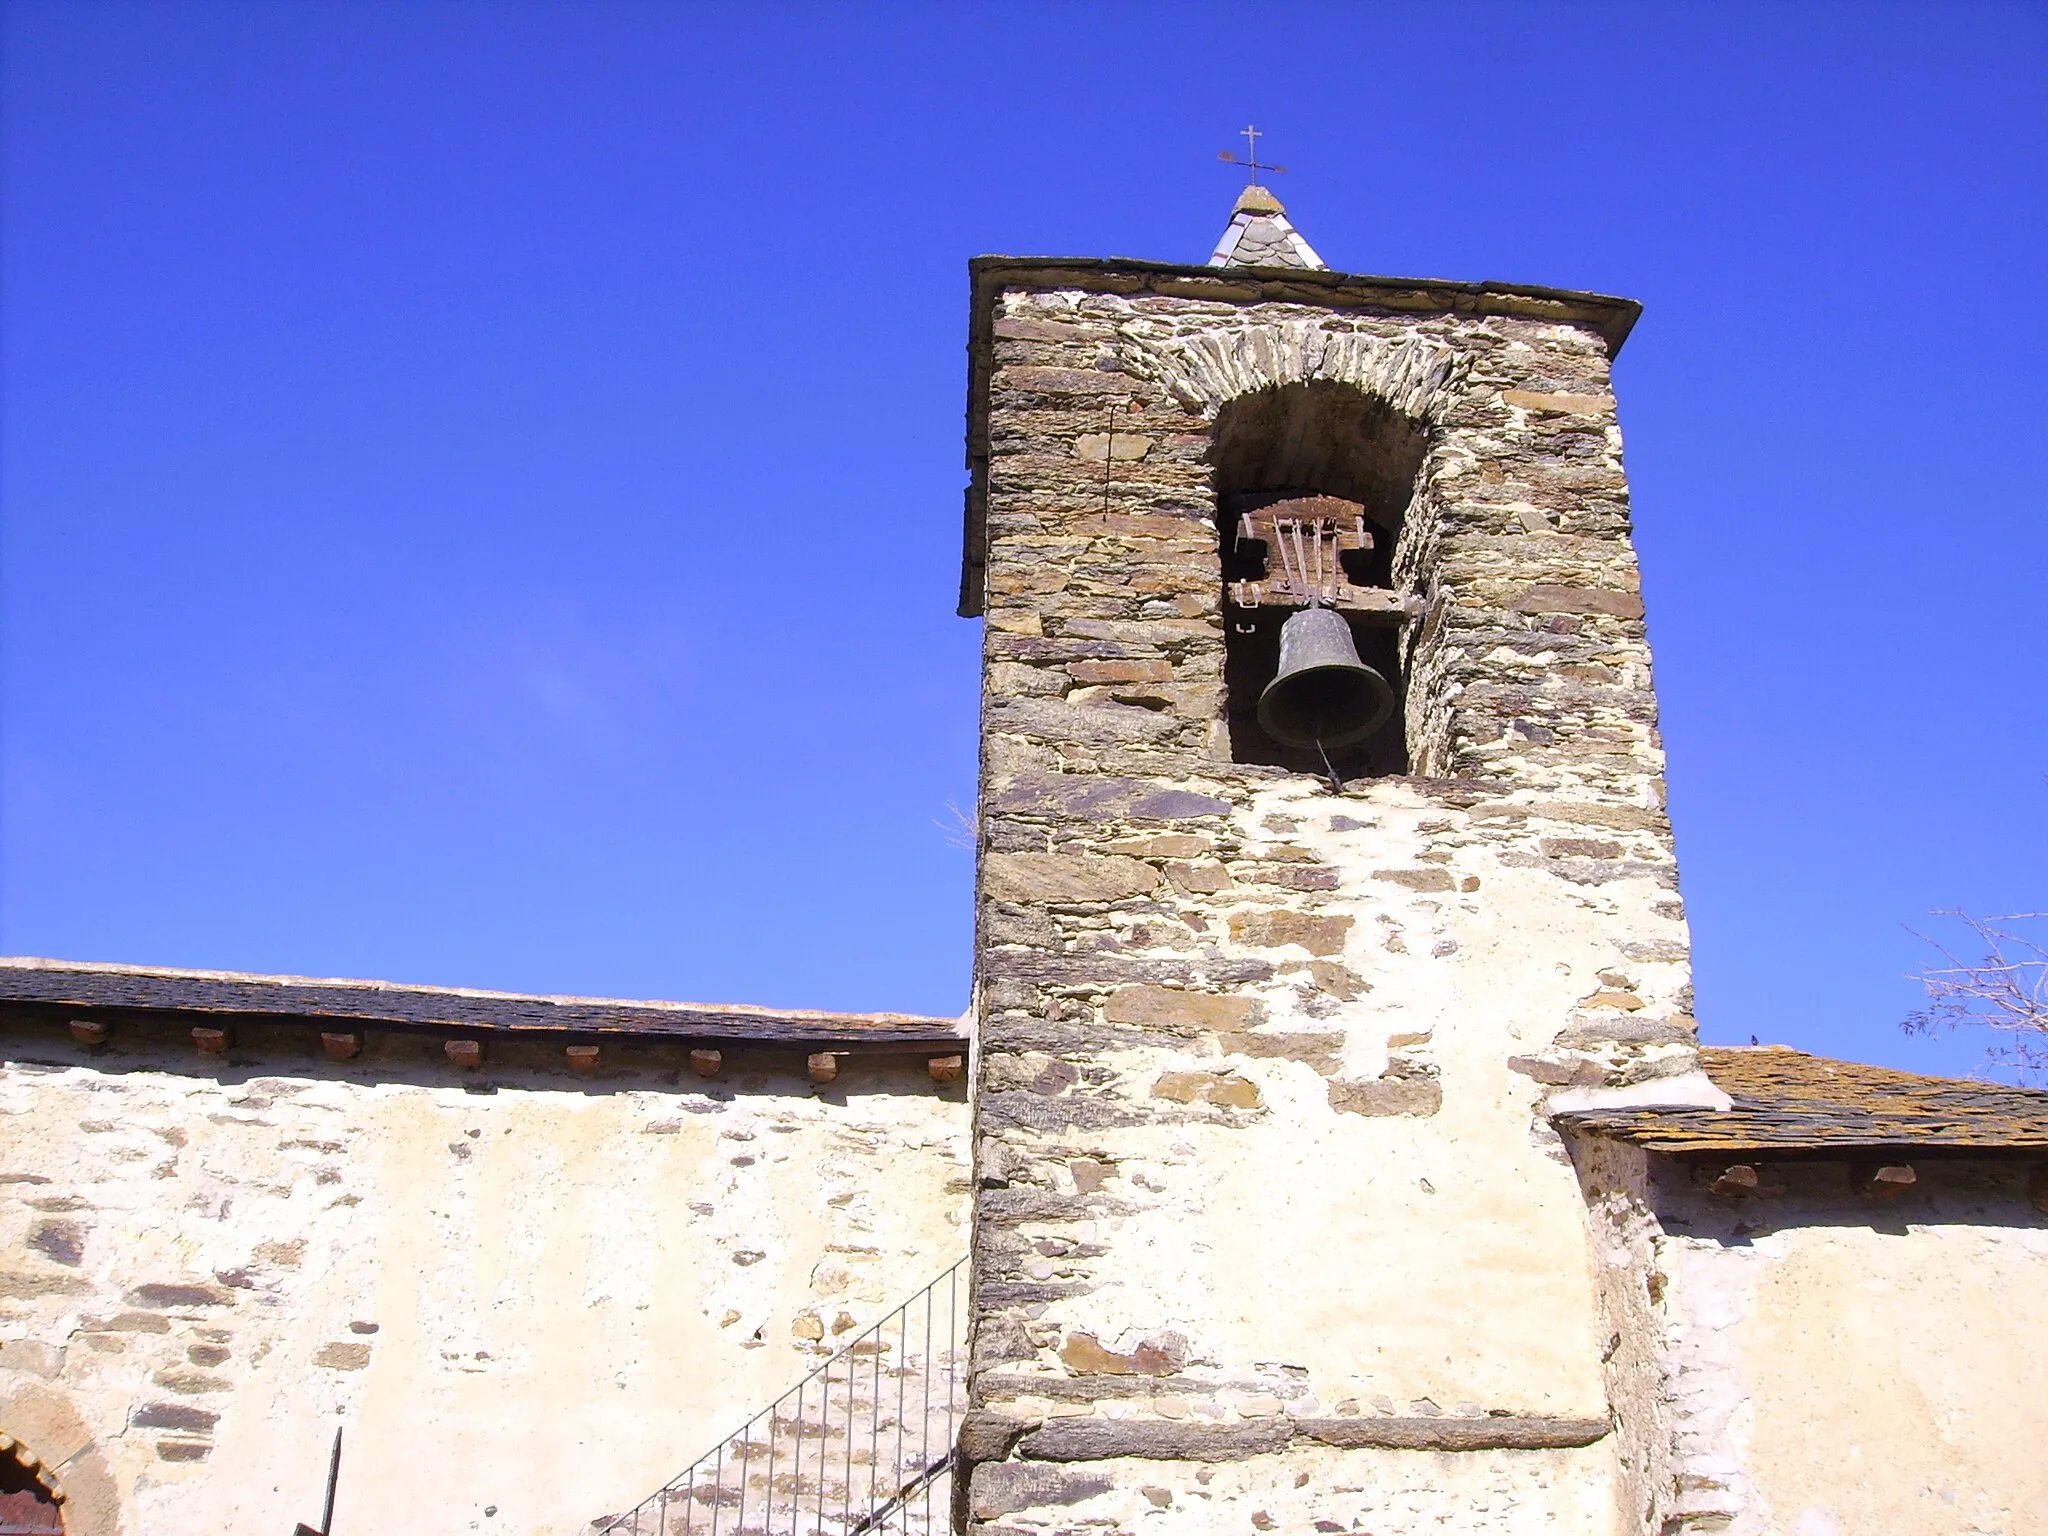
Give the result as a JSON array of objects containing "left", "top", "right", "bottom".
[
  {"left": 1556, "top": 1115, "right": 2048, "bottom": 1160},
  {"left": 0, "top": 957, "right": 967, "bottom": 1049}
]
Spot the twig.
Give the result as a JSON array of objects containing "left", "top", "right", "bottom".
[{"left": 1905, "top": 910, "right": 2048, "bottom": 1083}]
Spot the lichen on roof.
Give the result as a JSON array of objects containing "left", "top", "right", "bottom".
[{"left": 1559, "top": 1045, "right": 2048, "bottom": 1155}]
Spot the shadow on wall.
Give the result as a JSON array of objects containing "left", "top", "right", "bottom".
[{"left": 1647, "top": 1153, "right": 2048, "bottom": 1238}]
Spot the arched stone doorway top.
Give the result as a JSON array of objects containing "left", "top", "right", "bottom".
[
  {"left": 0, "top": 1433, "right": 67, "bottom": 1535},
  {"left": 1115, "top": 316, "right": 1470, "bottom": 424}
]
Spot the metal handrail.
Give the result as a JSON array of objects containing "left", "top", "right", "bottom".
[{"left": 595, "top": 1258, "right": 967, "bottom": 1536}]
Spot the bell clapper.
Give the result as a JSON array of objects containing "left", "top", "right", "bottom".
[{"left": 1316, "top": 737, "right": 1344, "bottom": 795}]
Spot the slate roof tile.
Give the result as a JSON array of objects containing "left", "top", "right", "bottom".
[
  {"left": 0, "top": 956, "right": 966, "bottom": 1046},
  {"left": 1208, "top": 185, "right": 1327, "bottom": 271},
  {"left": 1559, "top": 1045, "right": 2048, "bottom": 1154}
]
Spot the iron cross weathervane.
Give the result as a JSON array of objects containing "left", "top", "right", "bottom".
[{"left": 1218, "top": 124, "right": 1286, "bottom": 185}]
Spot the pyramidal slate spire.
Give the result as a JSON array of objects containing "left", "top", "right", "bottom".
[{"left": 1206, "top": 182, "right": 1327, "bottom": 271}]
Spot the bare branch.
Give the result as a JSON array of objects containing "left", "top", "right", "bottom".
[{"left": 1905, "top": 910, "right": 2048, "bottom": 1084}]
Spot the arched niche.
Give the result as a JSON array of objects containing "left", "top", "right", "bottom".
[{"left": 1208, "top": 380, "right": 1431, "bottom": 778}]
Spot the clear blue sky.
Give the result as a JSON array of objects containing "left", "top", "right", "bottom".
[{"left": 3, "top": 2, "right": 2042, "bottom": 1077}]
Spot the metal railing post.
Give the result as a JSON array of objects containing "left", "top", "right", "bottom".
[{"left": 597, "top": 1259, "right": 966, "bottom": 1536}]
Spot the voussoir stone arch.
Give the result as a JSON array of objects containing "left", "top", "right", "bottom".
[
  {"left": 1114, "top": 317, "right": 1469, "bottom": 422},
  {"left": 0, "top": 1387, "right": 122, "bottom": 1536}
]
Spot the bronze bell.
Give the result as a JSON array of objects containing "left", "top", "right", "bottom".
[{"left": 1256, "top": 607, "right": 1394, "bottom": 750}]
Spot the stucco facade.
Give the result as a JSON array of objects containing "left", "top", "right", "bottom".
[
  {"left": 1573, "top": 1088, "right": 2048, "bottom": 1536},
  {"left": 0, "top": 1016, "right": 969, "bottom": 1535}
]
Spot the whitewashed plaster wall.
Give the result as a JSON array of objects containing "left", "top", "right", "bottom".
[
  {"left": 1576, "top": 1138, "right": 2048, "bottom": 1535},
  {"left": 0, "top": 1025, "right": 971, "bottom": 1536}
]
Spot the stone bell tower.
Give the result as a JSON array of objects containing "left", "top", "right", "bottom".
[{"left": 956, "top": 183, "right": 1722, "bottom": 1532}]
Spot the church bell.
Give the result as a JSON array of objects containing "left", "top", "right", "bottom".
[{"left": 1255, "top": 606, "right": 1395, "bottom": 751}]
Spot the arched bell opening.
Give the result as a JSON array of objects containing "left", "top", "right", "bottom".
[
  {"left": 1209, "top": 381, "right": 1429, "bottom": 779},
  {"left": 0, "top": 1438, "right": 67, "bottom": 1536}
]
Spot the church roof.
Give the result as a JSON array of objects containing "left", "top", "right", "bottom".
[
  {"left": 1207, "top": 183, "right": 1328, "bottom": 271},
  {"left": 1559, "top": 1045, "right": 2048, "bottom": 1156},
  {"left": 0, "top": 955, "right": 965, "bottom": 1049}
]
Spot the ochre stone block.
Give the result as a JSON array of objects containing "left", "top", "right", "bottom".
[
  {"left": 1579, "top": 990, "right": 1645, "bottom": 1011},
  {"left": 983, "top": 851, "right": 1160, "bottom": 904},
  {"left": 1057, "top": 1328, "right": 1186, "bottom": 1376},
  {"left": 1164, "top": 859, "right": 1232, "bottom": 894},
  {"left": 1104, "top": 986, "right": 1259, "bottom": 1033},
  {"left": 1373, "top": 867, "right": 1456, "bottom": 892},
  {"left": 1544, "top": 838, "right": 1625, "bottom": 861},
  {"left": 1072, "top": 432, "right": 1152, "bottom": 463},
  {"left": 1151, "top": 1070, "right": 1261, "bottom": 1110},
  {"left": 1501, "top": 388, "right": 1613, "bottom": 415},
  {"left": 1306, "top": 960, "right": 1368, "bottom": 999},
  {"left": 1226, "top": 910, "right": 1352, "bottom": 956},
  {"left": 1328, "top": 1075, "right": 1443, "bottom": 1118},
  {"left": 312, "top": 1341, "right": 371, "bottom": 1371},
  {"left": 1104, "top": 832, "right": 1210, "bottom": 858}
]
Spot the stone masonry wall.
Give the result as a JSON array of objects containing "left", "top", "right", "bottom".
[
  {"left": 1572, "top": 1135, "right": 2048, "bottom": 1535},
  {"left": 964, "top": 280, "right": 1713, "bottom": 1534},
  {"left": 0, "top": 1019, "right": 969, "bottom": 1536}
]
